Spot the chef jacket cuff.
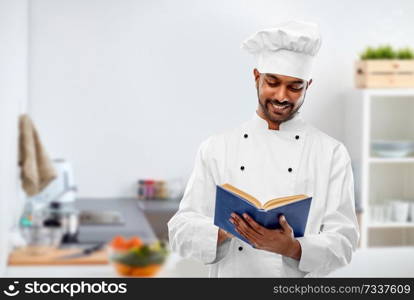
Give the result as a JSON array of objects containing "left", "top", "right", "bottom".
[
  {"left": 281, "top": 244, "right": 308, "bottom": 277},
  {"left": 296, "top": 236, "right": 320, "bottom": 274},
  {"left": 198, "top": 225, "right": 221, "bottom": 264},
  {"left": 282, "top": 256, "right": 299, "bottom": 269}
]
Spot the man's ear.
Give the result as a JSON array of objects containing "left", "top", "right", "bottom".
[
  {"left": 307, "top": 78, "right": 313, "bottom": 89},
  {"left": 254, "top": 68, "right": 260, "bottom": 88}
]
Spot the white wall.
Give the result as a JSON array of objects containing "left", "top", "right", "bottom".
[
  {"left": 29, "top": 0, "right": 414, "bottom": 197},
  {"left": 0, "top": 0, "right": 28, "bottom": 275}
]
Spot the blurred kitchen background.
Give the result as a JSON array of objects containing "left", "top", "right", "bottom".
[{"left": 1, "top": 0, "right": 414, "bottom": 277}]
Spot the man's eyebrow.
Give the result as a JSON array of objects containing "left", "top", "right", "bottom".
[{"left": 264, "top": 74, "right": 304, "bottom": 84}]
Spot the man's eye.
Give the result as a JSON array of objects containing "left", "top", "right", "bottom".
[
  {"left": 266, "top": 81, "right": 279, "bottom": 87},
  {"left": 289, "top": 85, "right": 304, "bottom": 91}
]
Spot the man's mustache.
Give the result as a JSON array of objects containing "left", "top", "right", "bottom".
[{"left": 265, "top": 99, "right": 293, "bottom": 107}]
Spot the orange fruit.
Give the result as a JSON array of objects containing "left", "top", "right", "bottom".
[
  {"left": 127, "top": 237, "right": 143, "bottom": 249},
  {"left": 110, "top": 235, "right": 128, "bottom": 250}
]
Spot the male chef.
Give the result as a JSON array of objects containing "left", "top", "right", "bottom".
[{"left": 168, "top": 20, "right": 359, "bottom": 277}]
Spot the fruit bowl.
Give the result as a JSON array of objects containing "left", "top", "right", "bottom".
[{"left": 108, "top": 236, "right": 168, "bottom": 277}]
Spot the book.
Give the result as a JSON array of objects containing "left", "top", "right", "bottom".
[{"left": 214, "top": 183, "right": 312, "bottom": 245}]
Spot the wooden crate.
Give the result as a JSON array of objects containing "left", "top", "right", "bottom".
[{"left": 355, "top": 60, "right": 414, "bottom": 88}]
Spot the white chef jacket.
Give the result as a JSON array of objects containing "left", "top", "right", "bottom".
[{"left": 168, "top": 112, "right": 359, "bottom": 277}]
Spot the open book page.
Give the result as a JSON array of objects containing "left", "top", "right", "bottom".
[
  {"left": 220, "top": 184, "right": 262, "bottom": 208},
  {"left": 221, "top": 183, "right": 308, "bottom": 211},
  {"left": 262, "top": 194, "right": 309, "bottom": 210}
]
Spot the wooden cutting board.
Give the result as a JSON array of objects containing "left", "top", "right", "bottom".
[{"left": 8, "top": 246, "right": 109, "bottom": 265}]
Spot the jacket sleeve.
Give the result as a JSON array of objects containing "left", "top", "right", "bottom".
[
  {"left": 284, "top": 143, "right": 360, "bottom": 277},
  {"left": 167, "top": 137, "right": 230, "bottom": 264}
]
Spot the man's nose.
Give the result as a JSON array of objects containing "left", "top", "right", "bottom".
[{"left": 274, "top": 85, "right": 288, "bottom": 101}]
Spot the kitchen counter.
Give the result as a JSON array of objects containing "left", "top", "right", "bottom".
[
  {"left": 75, "top": 197, "right": 157, "bottom": 243},
  {"left": 5, "top": 247, "right": 414, "bottom": 277},
  {"left": 4, "top": 197, "right": 162, "bottom": 272},
  {"left": 5, "top": 252, "right": 209, "bottom": 277}
]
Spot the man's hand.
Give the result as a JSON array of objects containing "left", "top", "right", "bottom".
[
  {"left": 229, "top": 213, "right": 302, "bottom": 260},
  {"left": 217, "top": 228, "right": 234, "bottom": 245}
]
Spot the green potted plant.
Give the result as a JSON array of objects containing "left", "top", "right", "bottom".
[{"left": 355, "top": 45, "right": 414, "bottom": 88}]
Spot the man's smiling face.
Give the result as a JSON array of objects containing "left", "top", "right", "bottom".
[{"left": 254, "top": 69, "right": 311, "bottom": 125}]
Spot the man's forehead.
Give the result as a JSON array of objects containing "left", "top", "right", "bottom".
[{"left": 263, "top": 73, "right": 305, "bottom": 84}]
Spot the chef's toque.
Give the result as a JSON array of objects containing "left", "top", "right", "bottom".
[{"left": 241, "top": 20, "right": 322, "bottom": 80}]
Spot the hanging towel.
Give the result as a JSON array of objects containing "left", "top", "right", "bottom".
[{"left": 18, "top": 114, "right": 56, "bottom": 196}]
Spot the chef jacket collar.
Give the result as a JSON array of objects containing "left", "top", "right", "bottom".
[{"left": 251, "top": 111, "right": 306, "bottom": 132}]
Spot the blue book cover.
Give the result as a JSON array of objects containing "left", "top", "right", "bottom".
[{"left": 214, "top": 184, "right": 312, "bottom": 245}]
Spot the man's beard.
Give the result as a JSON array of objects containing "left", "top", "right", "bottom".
[{"left": 257, "top": 89, "right": 307, "bottom": 124}]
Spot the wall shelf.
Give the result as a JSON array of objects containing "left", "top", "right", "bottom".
[
  {"left": 369, "top": 157, "right": 414, "bottom": 164},
  {"left": 346, "top": 89, "right": 414, "bottom": 248},
  {"left": 368, "top": 222, "right": 414, "bottom": 228}
]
